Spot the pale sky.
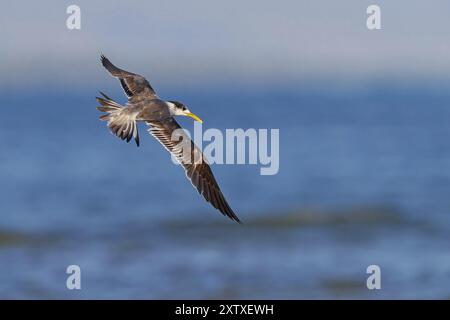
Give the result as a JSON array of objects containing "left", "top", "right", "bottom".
[{"left": 1, "top": 0, "right": 450, "bottom": 90}]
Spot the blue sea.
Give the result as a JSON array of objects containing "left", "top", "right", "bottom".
[{"left": 1, "top": 83, "right": 450, "bottom": 299}]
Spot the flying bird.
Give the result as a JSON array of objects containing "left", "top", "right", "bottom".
[{"left": 96, "top": 55, "right": 240, "bottom": 223}]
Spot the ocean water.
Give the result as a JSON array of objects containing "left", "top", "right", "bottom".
[{"left": 0, "top": 84, "right": 450, "bottom": 299}]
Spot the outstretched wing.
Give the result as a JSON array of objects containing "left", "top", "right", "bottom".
[
  {"left": 146, "top": 118, "right": 240, "bottom": 223},
  {"left": 100, "top": 54, "right": 158, "bottom": 100}
]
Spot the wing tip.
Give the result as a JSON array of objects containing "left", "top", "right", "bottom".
[
  {"left": 216, "top": 192, "right": 241, "bottom": 223},
  {"left": 224, "top": 206, "right": 241, "bottom": 224},
  {"left": 100, "top": 54, "right": 114, "bottom": 70},
  {"left": 231, "top": 214, "right": 242, "bottom": 224}
]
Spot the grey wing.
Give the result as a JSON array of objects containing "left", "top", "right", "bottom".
[
  {"left": 100, "top": 55, "right": 158, "bottom": 100},
  {"left": 147, "top": 118, "right": 240, "bottom": 223}
]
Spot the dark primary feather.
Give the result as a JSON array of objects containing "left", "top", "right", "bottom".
[
  {"left": 100, "top": 54, "right": 158, "bottom": 100},
  {"left": 146, "top": 118, "right": 241, "bottom": 223}
]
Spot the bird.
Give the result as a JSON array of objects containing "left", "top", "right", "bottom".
[{"left": 96, "top": 55, "right": 240, "bottom": 223}]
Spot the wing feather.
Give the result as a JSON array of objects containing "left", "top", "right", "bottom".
[
  {"left": 100, "top": 55, "right": 158, "bottom": 100},
  {"left": 146, "top": 118, "right": 240, "bottom": 222}
]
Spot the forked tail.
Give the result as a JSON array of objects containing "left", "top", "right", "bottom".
[{"left": 96, "top": 92, "right": 140, "bottom": 146}]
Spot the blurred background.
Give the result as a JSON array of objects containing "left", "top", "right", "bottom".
[{"left": 1, "top": 0, "right": 450, "bottom": 299}]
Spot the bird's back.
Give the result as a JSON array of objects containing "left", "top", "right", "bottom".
[{"left": 135, "top": 98, "right": 172, "bottom": 122}]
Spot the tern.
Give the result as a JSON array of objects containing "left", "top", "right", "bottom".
[{"left": 96, "top": 55, "right": 240, "bottom": 223}]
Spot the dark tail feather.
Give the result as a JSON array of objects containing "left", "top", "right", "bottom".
[
  {"left": 99, "top": 91, "right": 113, "bottom": 101},
  {"left": 96, "top": 95, "right": 122, "bottom": 110},
  {"left": 96, "top": 93, "right": 140, "bottom": 147}
]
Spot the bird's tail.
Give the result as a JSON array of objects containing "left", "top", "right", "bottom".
[{"left": 96, "top": 92, "right": 140, "bottom": 146}]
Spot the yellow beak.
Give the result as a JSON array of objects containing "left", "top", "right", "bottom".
[{"left": 185, "top": 112, "right": 203, "bottom": 123}]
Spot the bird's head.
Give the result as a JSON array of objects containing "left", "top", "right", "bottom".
[{"left": 167, "top": 100, "right": 203, "bottom": 123}]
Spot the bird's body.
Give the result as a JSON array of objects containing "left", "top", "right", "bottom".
[{"left": 96, "top": 55, "right": 240, "bottom": 223}]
